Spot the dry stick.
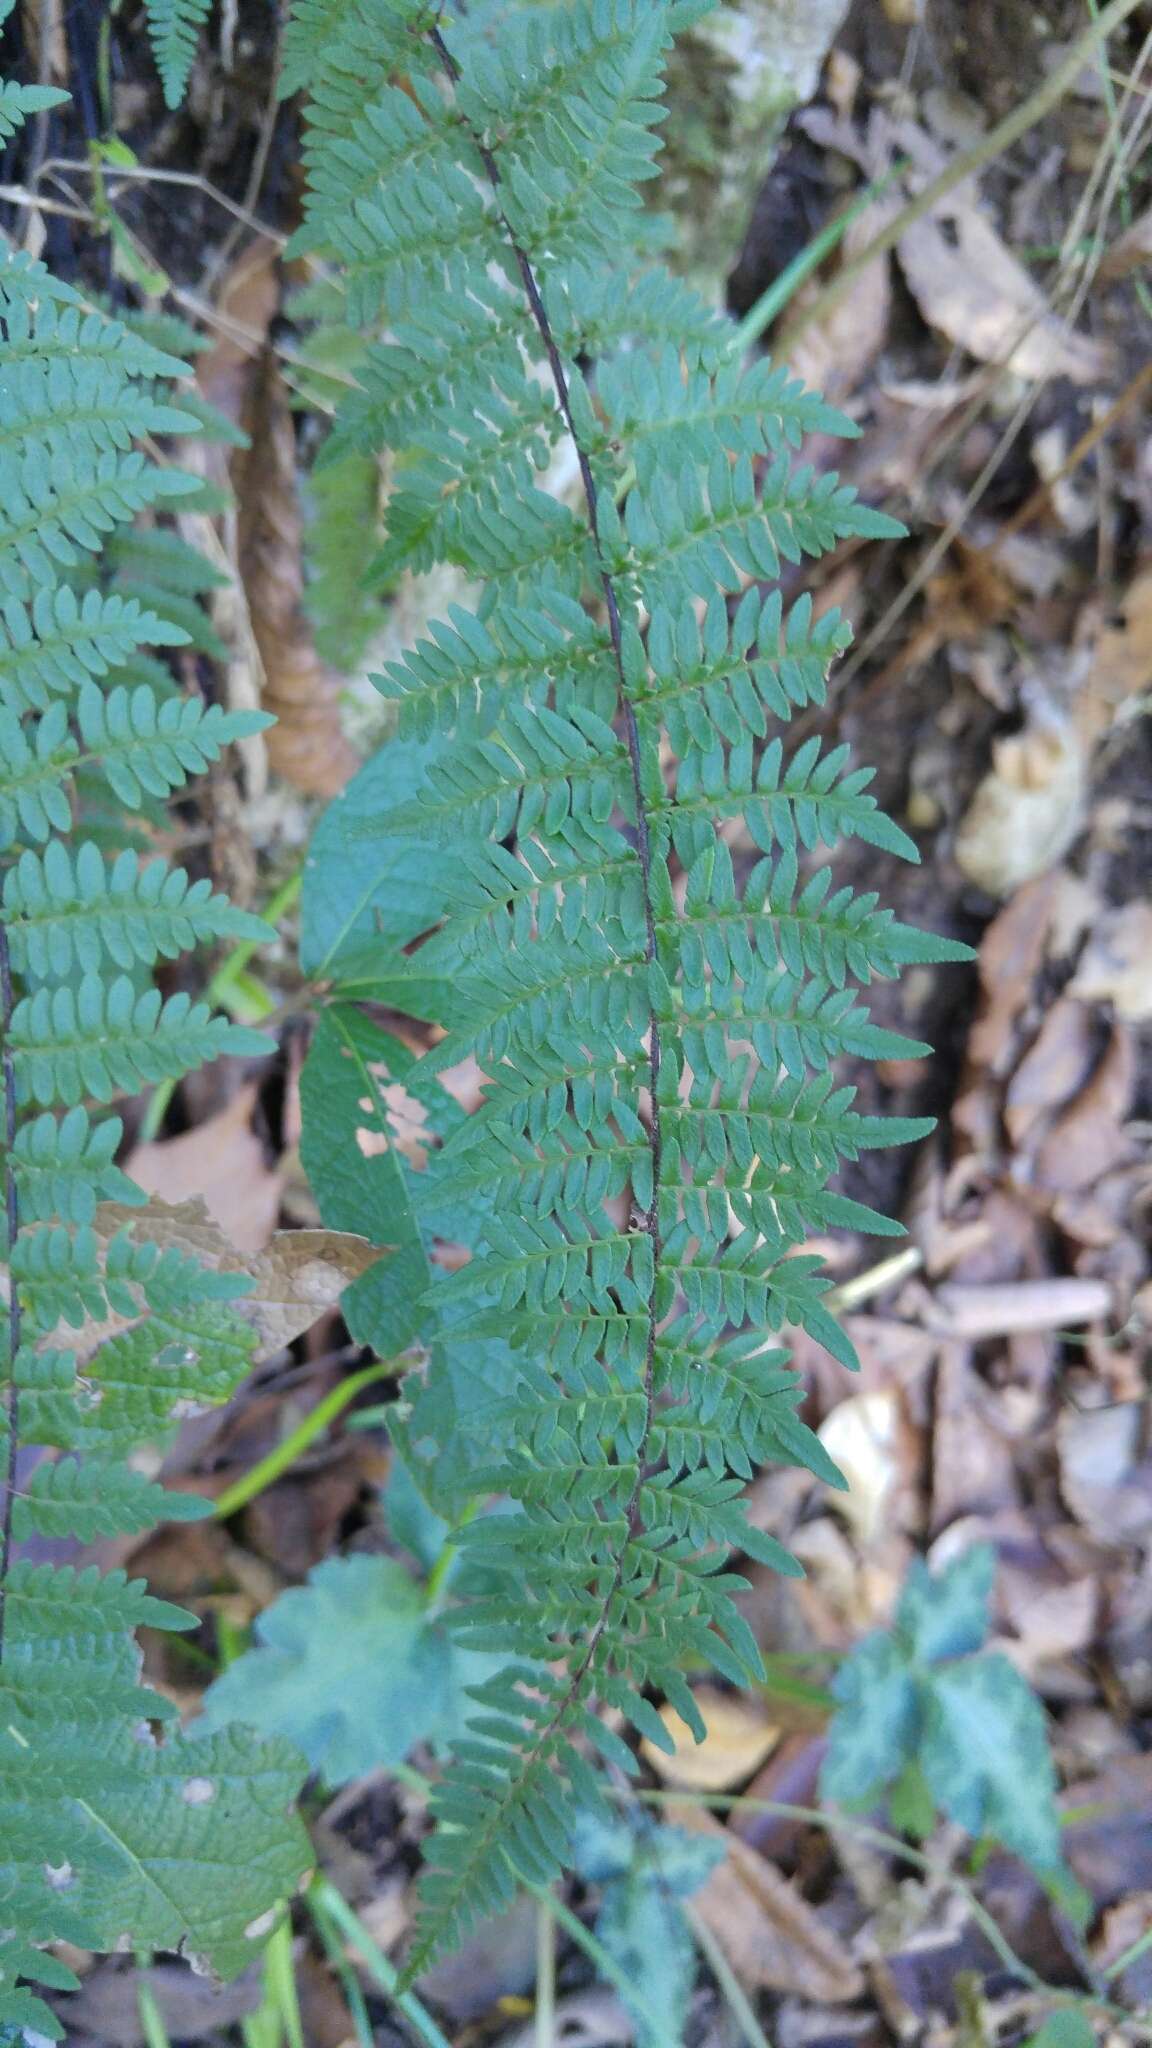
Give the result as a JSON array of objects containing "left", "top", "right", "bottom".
[
  {"left": 0, "top": 923, "right": 20, "bottom": 1661},
  {"left": 990, "top": 357, "right": 1152, "bottom": 550},
  {"left": 776, "top": 0, "right": 1148, "bottom": 357}
]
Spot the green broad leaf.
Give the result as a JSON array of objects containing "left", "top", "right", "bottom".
[
  {"left": 384, "top": 1448, "right": 451, "bottom": 1575},
  {"left": 300, "top": 737, "right": 449, "bottom": 981},
  {"left": 897, "top": 1544, "right": 995, "bottom": 1664},
  {"left": 887, "top": 1759, "right": 936, "bottom": 1839},
  {"left": 0, "top": 1716, "right": 310, "bottom": 1983},
  {"left": 299, "top": 1006, "right": 447, "bottom": 1357},
  {"left": 920, "top": 1652, "right": 1063, "bottom": 1874},
  {"left": 199, "top": 1554, "right": 499, "bottom": 1784},
  {"left": 1020, "top": 2013, "right": 1097, "bottom": 2048},
  {"left": 822, "top": 1632, "right": 919, "bottom": 1805},
  {"left": 572, "top": 1814, "right": 725, "bottom": 2048}
]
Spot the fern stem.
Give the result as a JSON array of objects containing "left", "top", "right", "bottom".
[
  {"left": 426, "top": 1, "right": 667, "bottom": 1795},
  {"left": 0, "top": 919, "right": 22, "bottom": 1662},
  {"left": 310, "top": 1877, "right": 453, "bottom": 2048}
]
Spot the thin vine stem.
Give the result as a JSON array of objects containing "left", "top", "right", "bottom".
[{"left": 0, "top": 919, "right": 20, "bottom": 1661}]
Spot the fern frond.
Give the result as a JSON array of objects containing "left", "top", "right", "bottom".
[
  {"left": 0, "top": 44, "right": 310, "bottom": 2016},
  {"left": 291, "top": 0, "right": 967, "bottom": 1969},
  {"left": 144, "top": 0, "right": 213, "bottom": 108}
]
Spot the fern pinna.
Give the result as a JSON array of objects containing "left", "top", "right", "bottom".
[
  {"left": 290, "top": 0, "right": 967, "bottom": 1972},
  {"left": 0, "top": 55, "right": 310, "bottom": 2040}
]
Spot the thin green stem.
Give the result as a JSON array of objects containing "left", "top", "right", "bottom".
[
  {"left": 535, "top": 1891, "right": 556, "bottom": 2048},
  {"left": 210, "top": 867, "right": 303, "bottom": 1020},
  {"left": 424, "top": 1497, "right": 481, "bottom": 1615},
  {"left": 266, "top": 1916, "right": 305, "bottom": 2048},
  {"left": 309, "top": 1876, "right": 453, "bottom": 2048},
  {"left": 135, "top": 1971, "right": 174, "bottom": 2048},
  {"left": 683, "top": 1902, "right": 775, "bottom": 2048},
  {"left": 541, "top": 1887, "right": 679, "bottom": 2048},
  {"left": 310, "top": 1891, "right": 377, "bottom": 2048},
  {"left": 733, "top": 162, "right": 907, "bottom": 353},
  {"left": 212, "top": 1360, "right": 394, "bottom": 1520}
]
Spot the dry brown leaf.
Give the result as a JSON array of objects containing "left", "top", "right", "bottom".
[
  {"left": 1093, "top": 1892, "right": 1152, "bottom": 2005},
  {"left": 125, "top": 1084, "right": 282, "bottom": 1256},
  {"left": 954, "top": 712, "right": 1085, "bottom": 897},
  {"left": 1034, "top": 1022, "right": 1135, "bottom": 1194},
  {"left": 898, "top": 201, "right": 1112, "bottom": 382},
  {"left": 197, "top": 242, "right": 358, "bottom": 797},
  {"left": 1098, "top": 204, "right": 1152, "bottom": 282},
  {"left": 929, "top": 1341, "right": 1019, "bottom": 1535},
  {"left": 1058, "top": 1402, "right": 1152, "bottom": 1545},
  {"left": 94, "top": 1198, "right": 382, "bottom": 1357},
  {"left": 670, "top": 1802, "right": 864, "bottom": 2001},
  {"left": 1069, "top": 903, "right": 1152, "bottom": 1022},
  {"left": 965, "top": 870, "right": 1067, "bottom": 1075},
  {"left": 641, "top": 1687, "right": 780, "bottom": 1791},
  {"left": 1003, "top": 995, "right": 1096, "bottom": 1147}
]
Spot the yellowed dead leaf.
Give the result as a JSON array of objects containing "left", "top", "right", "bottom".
[
  {"left": 817, "top": 1390, "right": 899, "bottom": 1546},
  {"left": 642, "top": 1687, "right": 779, "bottom": 1791},
  {"left": 955, "top": 711, "right": 1085, "bottom": 897},
  {"left": 94, "top": 1198, "right": 382, "bottom": 1356},
  {"left": 671, "top": 1802, "right": 864, "bottom": 2001},
  {"left": 197, "top": 242, "right": 358, "bottom": 798},
  {"left": 125, "top": 1084, "right": 282, "bottom": 1256},
  {"left": 898, "top": 200, "right": 1112, "bottom": 382}
]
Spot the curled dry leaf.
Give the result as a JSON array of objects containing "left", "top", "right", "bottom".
[
  {"left": 1057, "top": 1402, "right": 1152, "bottom": 1546},
  {"left": 125, "top": 1083, "right": 283, "bottom": 1256},
  {"left": 641, "top": 1686, "right": 780, "bottom": 1791},
  {"left": 955, "top": 711, "right": 1085, "bottom": 897},
  {"left": 669, "top": 1800, "right": 864, "bottom": 2002},
  {"left": 897, "top": 199, "right": 1112, "bottom": 382},
  {"left": 1098, "top": 203, "right": 1152, "bottom": 282},
  {"left": 94, "top": 1197, "right": 383, "bottom": 1357}
]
